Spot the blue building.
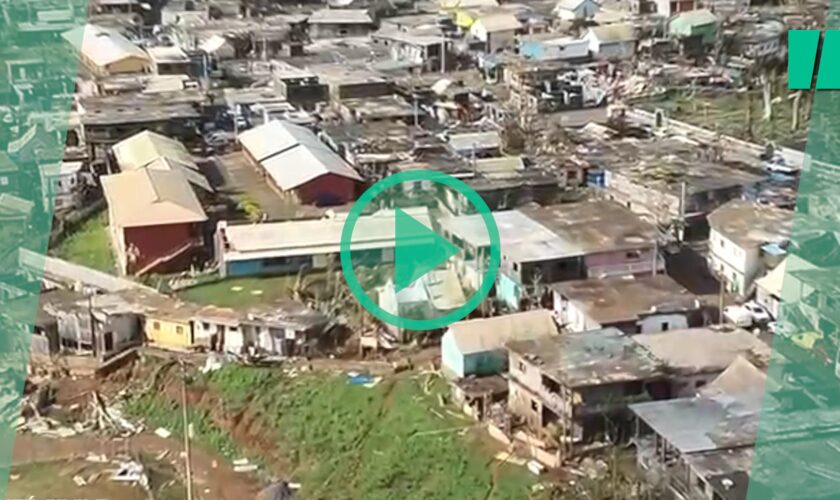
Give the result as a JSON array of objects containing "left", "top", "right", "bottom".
[
  {"left": 441, "top": 309, "right": 560, "bottom": 379},
  {"left": 215, "top": 207, "right": 432, "bottom": 278}
]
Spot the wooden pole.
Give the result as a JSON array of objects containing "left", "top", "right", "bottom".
[{"left": 181, "top": 362, "right": 193, "bottom": 500}]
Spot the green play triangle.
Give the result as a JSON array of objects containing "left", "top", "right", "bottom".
[{"left": 394, "top": 208, "right": 460, "bottom": 292}]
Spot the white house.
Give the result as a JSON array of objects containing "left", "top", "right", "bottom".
[
  {"left": 469, "top": 12, "right": 522, "bottom": 53},
  {"left": 551, "top": 275, "right": 704, "bottom": 335},
  {"left": 553, "top": 0, "right": 600, "bottom": 21},
  {"left": 707, "top": 200, "right": 793, "bottom": 296},
  {"left": 583, "top": 23, "right": 637, "bottom": 60},
  {"left": 41, "top": 161, "right": 86, "bottom": 212}
]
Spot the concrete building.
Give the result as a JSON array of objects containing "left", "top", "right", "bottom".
[
  {"left": 469, "top": 12, "right": 522, "bottom": 53},
  {"left": 40, "top": 161, "right": 86, "bottom": 212},
  {"left": 583, "top": 23, "right": 637, "bottom": 60},
  {"left": 632, "top": 327, "right": 771, "bottom": 398},
  {"left": 146, "top": 46, "right": 192, "bottom": 76},
  {"left": 308, "top": 9, "right": 376, "bottom": 39},
  {"left": 579, "top": 127, "right": 764, "bottom": 240},
  {"left": 507, "top": 328, "right": 668, "bottom": 460},
  {"left": 707, "top": 200, "right": 792, "bottom": 296},
  {"left": 519, "top": 35, "right": 590, "bottom": 62},
  {"left": 440, "top": 201, "right": 660, "bottom": 309},
  {"left": 551, "top": 275, "right": 705, "bottom": 334}
]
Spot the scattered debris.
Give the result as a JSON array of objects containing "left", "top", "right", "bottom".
[
  {"left": 233, "top": 457, "right": 258, "bottom": 472},
  {"left": 154, "top": 427, "right": 172, "bottom": 439},
  {"left": 527, "top": 460, "right": 545, "bottom": 476},
  {"left": 110, "top": 460, "right": 150, "bottom": 490},
  {"left": 73, "top": 475, "right": 87, "bottom": 487},
  {"left": 201, "top": 353, "right": 226, "bottom": 374},
  {"left": 86, "top": 453, "right": 108, "bottom": 463}
]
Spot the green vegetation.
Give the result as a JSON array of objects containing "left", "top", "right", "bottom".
[
  {"left": 124, "top": 390, "right": 242, "bottom": 460},
  {"left": 177, "top": 275, "right": 308, "bottom": 308},
  {"left": 53, "top": 212, "right": 116, "bottom": 272},
  {"left": 237, "top": 196, "right": 263, "bottom": 223},
  {"left": 642, "top": 90, "right": 809, "bottom": 148},
  {"left": 208, "top": 366, "right": 538, "bottom": 500}
]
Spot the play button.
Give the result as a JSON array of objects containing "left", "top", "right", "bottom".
[
  {"left": 394, "top": 208, "right": 460, "bottom": 291},
  {"left": 339, "top": 170, "right": 501, "bottom": 331}
]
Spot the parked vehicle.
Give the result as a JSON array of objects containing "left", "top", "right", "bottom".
[
  {"left": 723, "top": 305, "right": 753, "bottom": 327},
  {"left": 743, "top": 301, "right": 772, "bottom": 324},
  {"left": 762, "top": 156, "right": 798, "bottom": 175}
]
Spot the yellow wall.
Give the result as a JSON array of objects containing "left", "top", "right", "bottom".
[
  {"left": 455, "top": 10, "right": 476, "bottom": 28},
  {"left": 145, "top": 317, "right": 194, "bottom": 349}
]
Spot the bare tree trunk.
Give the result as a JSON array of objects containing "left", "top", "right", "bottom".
[
  {"left": 761, "top": 70, "right": 773, "bottom": 121},
  {"left": 792, "top": 91, "right": 802, "bottom": 131}
]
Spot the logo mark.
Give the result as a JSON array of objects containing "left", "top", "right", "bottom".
[
  {"left": 339, "top": 170, "right": 501, "bottom": 331},
  {"left": 788, "top": 30, "right": 840, "bottom": 89}
]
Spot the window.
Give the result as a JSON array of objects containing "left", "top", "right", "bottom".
[
  {"left": 229, "top": 326, "right": 239, "bottom": 332},
  {"left": 626, "top": 250, "right": 641, "bottom": 259},
  {"left": 513, "top": 262, "right": 519, "bottom": 272},
  {"left": 202, "top": 322, "right": 210, "bottom": 330},
  {"left": 661, "top": 321, "right": 670, "bottom": 331},
  {"left": 176, "top": 326, "right": 184, "bottom": 335},
  {"left": 0, "top": 176, "right": 8, "bottom": 186},
  {"left": 153, "top": 322, "right": 161, "bottom": 330},
  {"left": 530, "top": 400, "right": 538, "bottom": 411},
  {"left": 518, "top": 361, "right": 526, "bottom": 372}
]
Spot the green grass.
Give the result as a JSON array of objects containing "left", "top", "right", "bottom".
[
  {"left": 176, "top": 275, "right": 308, "bottom": 308},
  {"left": 123, "top": 389, "right": 242, "bottom": 460},
  {"left": 53, "top": 212, "right": 116, "bottom": 273},
  {"left": 207, "top": 366, "right": 538, "bottom": 500}
]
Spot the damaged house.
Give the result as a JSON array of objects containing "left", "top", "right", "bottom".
[
  {"left": 36, "top": 289, "right": 144, "bottom": 361},
  {"left": 506, "top": 328, "right": 668, "bottom": 464}
]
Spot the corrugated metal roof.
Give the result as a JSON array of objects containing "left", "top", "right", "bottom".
[
  {"left": 112, "top": 130, "right": 212, "bottom": 192},
  {"left": 447, "top": 309, "right": 559, "bottom": 355},
  {"left": 102, "top": 169, "right": 207, "bottom": 228},
  {"left": 113, "top": 130, "right": 196, "bottom": 171},
  {"left": 221, "top": 207, "right": 432, "bottom": 260},
  {"left": 238, "top": 120, "right": 362, "bottom": 191},
  {"left": 631, "top": 390, "right": 766, "bottom": 454}
]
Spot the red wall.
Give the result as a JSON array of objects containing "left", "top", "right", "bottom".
[
  {"left": 296, "top": 173, "right": 358, "bottom": 206},
  {"left": 123, "top": 222, "right": 199, "bottom": 274}
]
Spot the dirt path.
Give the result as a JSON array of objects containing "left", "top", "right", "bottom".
[{"left": 12, "top": 433, "right": 264, "bottom": 500}]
